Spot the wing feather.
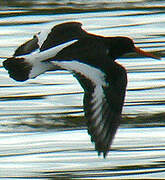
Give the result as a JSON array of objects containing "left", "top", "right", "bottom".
[
  {"left": 81, "top": 62, "right": 127, "bottom": 157},
  {"left": 14, "top": 22, "right": 84, "bottom": 56}
]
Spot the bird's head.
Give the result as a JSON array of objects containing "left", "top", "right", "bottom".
[{"left": 107, "top": 36, "right": 160, "bottom": 60}]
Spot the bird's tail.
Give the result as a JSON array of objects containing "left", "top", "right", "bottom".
[
  {"left": 3, "top": 57, "right": 32, "bottom": 82},
  {"left": 3, "top": 56, "right": 55, "bottom": 82}
]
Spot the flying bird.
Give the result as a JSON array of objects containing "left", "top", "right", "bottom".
[{"left": 3, "top": 21, "right": 160, "bottom": 158}]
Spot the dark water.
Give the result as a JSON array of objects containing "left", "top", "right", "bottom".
[{"left": 0, "top": 0, "right": 165, "bottom": 179}]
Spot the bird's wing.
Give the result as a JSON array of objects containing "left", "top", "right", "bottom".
[
  {"left": 82, "top": 63, "right": 127, "bottom": 158},
  {"left": 50, "top": 60, "right": 127, "bottom": 158},
  {"left": 14, "top": 22, "right": 84, "bottom": 56},
  {"left": 83, "top": 63, "right": 127, "bottom": 158}
]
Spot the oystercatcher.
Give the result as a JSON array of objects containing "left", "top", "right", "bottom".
[{"left": 3, "top": 21, "right": 160, "bottom": 158}]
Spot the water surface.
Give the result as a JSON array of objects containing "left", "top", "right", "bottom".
[{"left": 0, "top": 0, "right": 165, "bottom": 179}]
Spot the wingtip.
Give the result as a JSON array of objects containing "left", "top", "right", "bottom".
[
  {"left": 103, "top": 152, "right": 108, "bottom": 159},
  {"left": 97, "top": 151, "right": 108, "bottom": 158}
]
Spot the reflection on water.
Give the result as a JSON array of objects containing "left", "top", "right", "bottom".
[
  {"left": 1, "top": 128, "right": 165, "bottom": 178},
  {"left": 0, "top": 0, "right": 165, "bottom": 179}
]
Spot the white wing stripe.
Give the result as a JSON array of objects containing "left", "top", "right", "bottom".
[
  {"left": 28, "top": 40, "right": 78, "bottom": 62},
  {"left": 92, "top": 104, "right": 102, "bottom": 121},
  {"left": 17, "top": 40, "right": 78, "bottom": 79},
  {"left": 18, "top": 40, "right": 77, "bottom": 61},
  {"left": 51, "top": 60, "right": 107, "bottom": 132},
  {"left": 51, "top": 61, "right": 106, "bottom": 86},
  {"left": 91, "top": 86, "right": 104, "bottom": 109}
]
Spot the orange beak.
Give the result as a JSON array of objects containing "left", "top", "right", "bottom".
[{"left": 134, "top": 46, "right": 161, "bottom": 60}]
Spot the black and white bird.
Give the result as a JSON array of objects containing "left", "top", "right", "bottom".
[{"left": 3, "top": 21, "right": 160, "bottom": 157}]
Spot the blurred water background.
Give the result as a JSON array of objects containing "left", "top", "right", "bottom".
[{"left": 0, "top": 0, "right": 165, "bottom": 179}]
